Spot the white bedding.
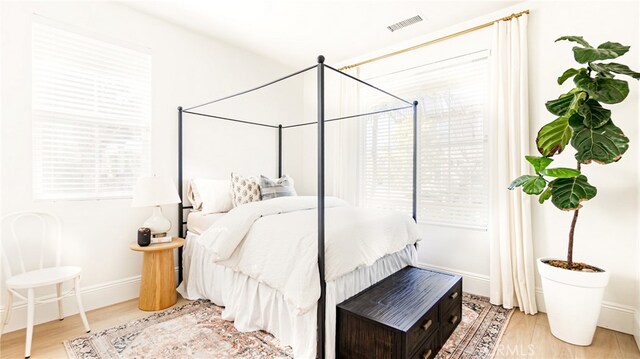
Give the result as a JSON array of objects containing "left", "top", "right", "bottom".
[
  {"left": 199, "top": 196, "right": 419, "bottom": 313},
  {"left": 186, "top": 211, "right": 225, "bottom": 234},
  {"left": 178, "top": 231, "right": 417, "bottom": 358}
]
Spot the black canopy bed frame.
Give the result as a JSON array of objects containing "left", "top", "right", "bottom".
[{"left": 176, "top": 55, "right": 418, "bottom": 358}]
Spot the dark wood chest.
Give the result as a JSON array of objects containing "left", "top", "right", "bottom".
[{"left": 337, "top": 266, "right": 462, "bottom": 359}]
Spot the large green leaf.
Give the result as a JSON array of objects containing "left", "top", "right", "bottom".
[
  {"left": 571, "top": 119, "right": 629, "bottom": 164},
  {"left": 549, "top": 175, "right": 597, "bottom": 210},
  {"left": 598, "top": 41, "right": 630, "bottom": 56},
  {"left": 577, "top": 99, "right": 611, "bottom": 128},
  {"left": 555, "top": 36, "right": 592, "bottom": 48},
  {"left": 536, "top": 114, "right": 574, "bottom": 156},
  {"left": 557, "top": 68, "right": 581, "bottom": 85},
  {"left": 593, "top": 78, "right": 630, "bottom": 104},
  {"left": 508, "top": 175, "right": 534, "bottom": 189},
  {"left": 539, "top": 167, "right": 581, "bottom": 178},
  {"left": 545, "top": 93, "right": 574, "bottom": 116},
  {"left": 572, "top": 42, "right": 630, "bottom": 63},
  {"left": 573, "top": 69, "right": 596, "bottom": 92},
  {"left": 545, "top": 90, "right": 586, "bottom": 117},
  {"left": 567, "top": 111, "right": 584, "bottom": 127},
  {"left": 574, "top": 71, "right": 629, "bottom": 104},
  {"left": 590, "top": 62, "right": 640, "bottom": 80},
  {"left": 524, "top": 177, "right": 547, "bottom": 195},
  {"left": 525, "top": 155, "right": 553, "bottom": 174},
  {"left": 539, "top": 187, "right": 552, "bottom": 204},
  {"left": 508, "top": 175, "right": 547, "bottom": 195}
]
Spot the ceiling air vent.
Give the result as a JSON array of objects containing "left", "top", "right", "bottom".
[{"left": 387, "top": 15, "right": 423, "bottom": 32}]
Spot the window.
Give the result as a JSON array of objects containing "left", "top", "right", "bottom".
[
  {"left": 359, "top": 51, "right": 489, "bottom": 229},
  {"left": 32, "top": 22, "right": 151, "bottom": 200},
  {"left": 360, "top": 101, "right": 414, "bottom": 214}
]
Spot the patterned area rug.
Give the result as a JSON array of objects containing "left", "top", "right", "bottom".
[
  {"left": 65, "top": 294, "right": 512, "bottom": 358},
  {"left": 64, "top": 301, "right": 293, "bottom": 358},
  {"left": 437, "top": 293, "right": 514, "bottom": 359}
]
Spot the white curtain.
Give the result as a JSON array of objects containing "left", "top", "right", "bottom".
[
  {"left": 329, "top": 67, "right": 360, "bottom": 205},
  {"left": 489, "top": 14, "right": 537, "bottom": 314}
]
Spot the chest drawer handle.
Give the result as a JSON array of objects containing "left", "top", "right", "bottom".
[
  {"left": 450, "top": 315, "right": 459, "bottom": 324},
  {"left": 422, "top": 319, "right": 433, "bottom": 331},
  {"left": 422, "top": 349, "right": 433, "bottom": 359},
  {"left": 450, "top": 292, "right": 459, "bottom": 300}
]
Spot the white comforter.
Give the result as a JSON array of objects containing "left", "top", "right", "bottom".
[{"left": 197, "top": 196, "right": 419, "bottom": 313}]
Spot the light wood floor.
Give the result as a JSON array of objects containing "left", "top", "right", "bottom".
[
  {"left": 1, "top": 297, "right": 639, "bottom": 358},
  {"left": 495, "top": 311, "right": 640, "bottom": 359}
]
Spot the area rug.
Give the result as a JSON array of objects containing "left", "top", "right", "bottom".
[
  {"left": 64, "top": 300, "right": 293, "bottom": 358},
  {"left": 65, "top": 293, "right": 513, "bottom": 359},
  {"left": 437, "top": 293, "right": 514, "bottom": 359}
]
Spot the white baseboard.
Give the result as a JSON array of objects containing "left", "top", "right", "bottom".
[
  {"left": 416, "top": 262, "right": 491, "bottom": 296},
  {"left": 417, "top": 262, "right": 634, "bottom": 335},
  {"left": 0, "top": 275, "right": 141, "bottom": 334},
  {"left": 0, "top": 267, "right": 179, "bottom": 334}
]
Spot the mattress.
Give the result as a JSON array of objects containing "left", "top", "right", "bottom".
[
  {"left": 177, "top": 231, "right": 417, "bottom": 358},
  {"left": 185, "top": 211, "right": 225, "bottom": 234}
]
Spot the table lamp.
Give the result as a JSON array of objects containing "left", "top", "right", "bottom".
[{"left": 132, "top": 176, "right": 181, "bottom": 239}]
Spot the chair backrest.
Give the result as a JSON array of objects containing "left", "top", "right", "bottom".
[{"left": 1, "top": 211, "right": 62, "bottom": 279}]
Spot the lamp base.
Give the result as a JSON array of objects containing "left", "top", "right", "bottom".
[{"left": 143, "top": 206, "right": 172, "bottom": 236}]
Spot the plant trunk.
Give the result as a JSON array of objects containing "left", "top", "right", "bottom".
[
  {"left": 567, "top": 209, "right": 579, "bottom": 266},
  {"left": 567, "top": 162, "right": 582, "bottom": 267}
]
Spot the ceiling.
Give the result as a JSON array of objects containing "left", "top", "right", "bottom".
[{"left": 123, "top": 0, "right": 521, "bottom": 68}]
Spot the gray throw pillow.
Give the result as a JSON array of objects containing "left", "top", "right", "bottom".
[{"left": 260, "top": 175, "right": 297, "bottom": 200}]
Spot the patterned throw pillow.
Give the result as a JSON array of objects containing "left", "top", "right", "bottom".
[
  {"left": 259, "top": 175, "right": 297, "bottom": 200},
  {"left": 230, "top": 172, "right": 262, "bottom": 207}
]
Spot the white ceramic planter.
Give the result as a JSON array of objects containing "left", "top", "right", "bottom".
[{"left": 537, "top": 257, "right": 609, "bottom": 346}]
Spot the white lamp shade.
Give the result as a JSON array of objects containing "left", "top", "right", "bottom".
[{"left": 131, "top": 176, "right": 181, "bottom": 207}]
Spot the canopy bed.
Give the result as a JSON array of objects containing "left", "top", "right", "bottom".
[{"left": 176, "top": 56, "right": 419, "bottom": 358}]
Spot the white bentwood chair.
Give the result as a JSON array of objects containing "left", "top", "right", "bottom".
[{"left": 0, "top": 211, "right": 90, "bottom": 358}]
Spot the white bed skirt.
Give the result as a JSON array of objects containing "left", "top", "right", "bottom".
[{"left": 177, "top": 231, "right": 417, "bottom": 358}]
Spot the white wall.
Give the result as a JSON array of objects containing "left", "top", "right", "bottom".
[
  {"left": 0, "top": 1, "right": 302, "bottom": 333},
  {"left": 307, "top": 0, "right": 639, "bottom": 333}
]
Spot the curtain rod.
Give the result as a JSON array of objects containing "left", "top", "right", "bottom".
[{"left": 339, "top": 9, "right": 529, "bottom": 70}]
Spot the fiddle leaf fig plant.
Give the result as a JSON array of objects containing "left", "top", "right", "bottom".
[{"left": 509, "top": 36, "right": 639, "bottom": 269}]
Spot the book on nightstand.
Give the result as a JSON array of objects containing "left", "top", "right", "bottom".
[{"left": 151, "top": 236, "right": 172, "bottom": 244}]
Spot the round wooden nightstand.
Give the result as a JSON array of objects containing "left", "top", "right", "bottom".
[{"left": 129, "top": 237, "right": 184, "bottom": 311}]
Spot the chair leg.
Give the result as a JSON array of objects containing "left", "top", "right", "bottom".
[
  {"left": 25, "top": 288, "right": 35, "bottom": 359},
  {"left": 56, "top": 283, "right": 64, "bottom": 320},
  {"left": 73, "top": 277, "right": 90, "bottom": 333},
  {"left": 1, "top": 290, "right": 14, "bottom": 334}
]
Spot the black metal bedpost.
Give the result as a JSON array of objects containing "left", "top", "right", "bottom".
[
  {"left": 178, "top": 106, "right": 184, "bottom": 284},
  {"left": 412, "top": 100, "right": 418, "bottom": 222},
  {"left": 278, "top": 124, "right": 283, "bottom": 178},
  {"left": 316, "top": 55, "right": 326, "bottom": 359}
]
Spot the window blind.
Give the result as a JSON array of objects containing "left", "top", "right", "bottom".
[
  {"left": 32, "top": 22, "right": 151, "bottom": 200},
  {"left": 360, "top": 51, "right": 489, "bottom": 229},
  {"left": 359, "top": 105, "right": 414, "bottom": 214}
]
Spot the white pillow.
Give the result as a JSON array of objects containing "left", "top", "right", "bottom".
[{"left": 188, "top": 178, "right": 233, "bottom": 214}]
